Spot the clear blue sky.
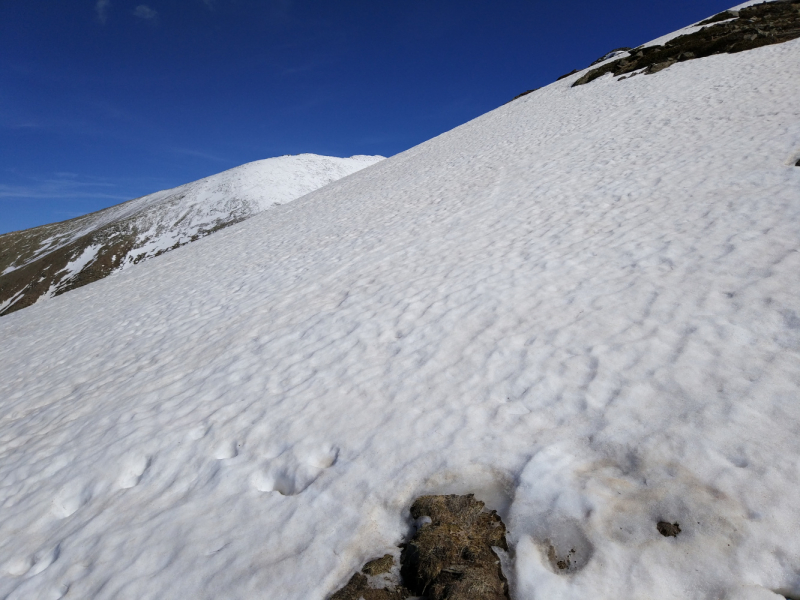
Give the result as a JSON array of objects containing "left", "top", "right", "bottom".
[{"left": 1, "top": 0, "right": 735, "bottom": 234}]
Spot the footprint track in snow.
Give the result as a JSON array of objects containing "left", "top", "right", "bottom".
[
  {"left": 3, "top": 545, "right": 60, "bottom": 578},
  {"left": 301, "top": 444, "right": 339, "bottom": 469},
  {"left": 187, "top": 423, "right": 209, "bottom": 440},
  {"left": 27, "top": 545, "right": 60, "bottom": 577},
  {"left": 117, "top": 454, "right": 151, "bottom": 489},
  {"left": 51, "top": 482, "right": 92, "bottom": 518},
  {"left": 213, "top": 440, "right": 242, "bottom": 460},
  {"left": 4, "top": 556, "right": 33, "bottom": 577},
  {"left": 251, "top": 444, "right": 339, "bottom": 495}
]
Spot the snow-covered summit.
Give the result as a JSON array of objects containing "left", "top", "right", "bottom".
[
  {"left": 2, "top": 2, "right": 800, "bottom": 599},
  {"left": 0, "top": 153, "right": 383, "bottom": 316}
]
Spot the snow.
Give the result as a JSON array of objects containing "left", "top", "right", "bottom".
[{"left": 2, "top": 21, "right": 800, "bottom": 600}]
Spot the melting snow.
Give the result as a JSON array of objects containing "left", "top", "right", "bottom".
[{"left": 61, "top": 245, "right": 99, "bottom": 279}]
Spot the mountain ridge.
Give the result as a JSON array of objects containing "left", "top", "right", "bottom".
[{"left": 0, "top": 153, "right": 383, "bottom": 316}]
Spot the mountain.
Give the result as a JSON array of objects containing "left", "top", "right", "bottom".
[
  {"left": 0, "top": 154, "right": 383, "bottom": 316},
  {"left": 571, "top": 0, "right": 800, "bottom": 86},
  {"left": 2, "top": 2, "right": 800, "bottom": 599}
]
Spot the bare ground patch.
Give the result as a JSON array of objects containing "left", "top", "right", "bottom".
[{"left": 331, "top": 494, "right": 509, "bottom": 600}]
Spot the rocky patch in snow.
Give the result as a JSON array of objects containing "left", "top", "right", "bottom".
[
  {"left": 572, "top": 0, "right": 800, "bottom": 86},
  {"left": 332, "top": 495, "right": 509, "bottom": 600},
  {"left": 697, "top": 10, "right": 741, "bottom": 26},
  {"left": 657, "top": 521, "right": 682, "bottom": 538}
]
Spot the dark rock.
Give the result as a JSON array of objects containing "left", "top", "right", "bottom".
[
  {"left": 697, "top": 10, "right": 739, "bottom": 26},
  {"left": 648, "top": 59, "right": 677, "bottom": 73},
  {"left": 795, "top": 158, "right": 800, "bottom": 166},
  {"left": 556, "top": 69, "right": 579, "bottom": 81},
  {"left": 509, "top": 88, "right": 540, "bottom": 103},
  {"left": 573, "top": 0, "right": 800, "bottom": 86},
  {"left": 657, "top": 521, "right": 682, "bottom": 537}
]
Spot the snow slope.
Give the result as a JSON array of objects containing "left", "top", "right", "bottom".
[
  {"left": 0, "top": 154, "right": 383, "bottom": 315},
  {"left": 2, "top": 10, "right": 800, "bottom": 600}
]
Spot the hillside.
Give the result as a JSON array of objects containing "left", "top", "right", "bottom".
[
  {"left": 2, "top": 2, "right": 800, "bottom": 599},
  {"left": 0, "top": 154, "right": 382, "bottom": 316}
]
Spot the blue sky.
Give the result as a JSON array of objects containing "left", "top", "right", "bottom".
[{"left": 1, "top": 0, "right": 735, "bottom": 234}]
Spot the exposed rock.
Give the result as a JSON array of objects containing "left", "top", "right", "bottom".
[
  {"left": 657, "top": 521, "right": 682, "bottom": 537},
  {"left": 330, "top": 494, "right": 509, "bottom": 600},
  {"left": 573, "top": 0, "right": 800, "bottom": 86},
  {"left": 589, "top": 47, "right": 633, "bottom": 66},
  {"left": 509, "top": 88, "right": 540, "bottom": 102},
  {"left": 556, "top": 69, "right": 579, "bottom": 81},
  {"left": 697, "top": 10, "right": 739, "bottom": 26}
]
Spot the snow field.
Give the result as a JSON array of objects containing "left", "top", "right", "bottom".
[{"left": 2, "top": 33, "right": 800, "bottom": 600}]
